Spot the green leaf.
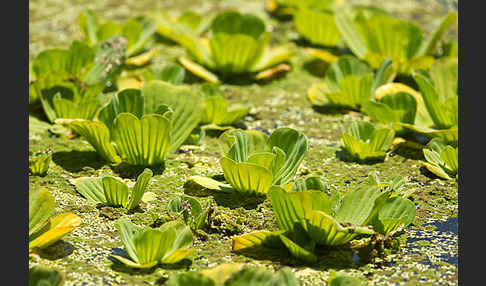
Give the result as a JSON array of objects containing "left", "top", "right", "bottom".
[
  {"left": 65, "top": 119, "right": 122, "bottom": 164},
  {"left": 102, "top": 176, "right": 129, "bottom": 207},
  {"left": 335, "top": 185, "right": 381, "bottom": 225},
  {"left": 334, "top": 10, "right": 368, "bottom": 59},
  {"left": 126, "top": 168, "right": 153, "bottom": 210},
  {"left": 294, "top": 8, "right": 341, "bottom": 48},
  {"left": 220, "top": 157, "right": 274, "bottom": 195},
  {"left": 201, "top": 90, "right": 249, "bottom": 126},
  {"left": 33, "top": 49, "right": 71, "bottom": 78},
  {"left": 219, "top": 129, "right": 267, "bottom": 162},
  {"left": 98, "top": 89, "right": 145, "bottom": 129},
  {"left": 250, "top": 45, "right": 294, "bottom": 72},
  {"left": 141, "top": 81, "right": 203, "bottom": 153},
  {"left": 29, "top": 187, "right": 55, "bottom": 237},
  {"left": 291, "top": 176, "right": 327, "bottom": 192},
  {"left": 111, "top": 113, "right": 171, "bottom": 166},
  {"left": 96, "top": 21, "right": 123, "bottom": 43},
  {"left": 342, "top": 121, "right": 395, "bottom": 161},
  {"left": 123, "top": 17, "right": 156, "bottom": 57},
  {"left": 178, "top": 57, "right": 221, "bottom": 84},
  {"left": 143, "top": 63, "right": 186, "bottom": 85},
  {"left": 78, "top": 9, "right": 99, "bottom": 46},
  {"left": 418, "top": 12, "right": 457, "bottom": 57},
  {"left": 265, "top": 127, "right": 307, "bottom": 185},
  {"left": 422, "top": 138, "right": 458, "bottom": 180},
  {"left": 114, "top": 220, "right": 193, "bottom": 268},
  {"left": 372, "top": 197, "right": 416, "bottom": 236},
  {"left": 305, "top": 210, "right": 373, "bottom": 246},
  {"left": 267, "top": 186, "right": 333, "bottom": 233},
  {"left": 232, "top": 230, "right": 285, "bottom": 252},
  {"left": 73, "top": 177, "right": 106, "bottom": 204},
  {"left": 29, "top": 151, "right": 52, "bottom": 176}
]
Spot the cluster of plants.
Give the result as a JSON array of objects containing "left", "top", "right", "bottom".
[{"left": 28, "top": 1, "right": 458, "bottom": 285}]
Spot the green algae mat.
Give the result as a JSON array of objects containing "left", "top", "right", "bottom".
[{"left": 29, "top": 0, "right": 458, "bottom": 285}]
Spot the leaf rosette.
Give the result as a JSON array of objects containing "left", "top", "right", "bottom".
[
  {"left": 78, "top": 9, "right": 157, "bottom": 66},
  {"left": 341, "top": 121, "right": 395, "bottom": 162},
  {"left": 217, "top": 127, "right": 307, "bottom": 196},
  {"left": 112, "top": 219, "right": 194, "bottom": 268},
  {"left": 154, "top": 10, "right": 294, "bottom": 83},
  {"left": 399, "top": 58, "right": 458, "bottom": 143},
  {"left": 307, "top": 56, "right": 393, "bottom": 110},
  {"left": 422, "top": 138, "right": 458, "bottom": 180},
  {"left": 232, "top": 176, "right": 415, "bottom": 263},
  {"left": 72, "top": 168, "right": 153, "bottom": 210},
  {"left": 30, "top": 38, "right": 125, "bottom": 122},
  {"left": 335, "top": 10, "right": 457, "bottom": 75},
  {"left": 57, "top": 81, "right": 203, "bottom": 166}
]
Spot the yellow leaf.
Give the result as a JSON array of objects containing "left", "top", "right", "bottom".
[{"left": 186, "top": 176, "right": 231, "bottom": 190}]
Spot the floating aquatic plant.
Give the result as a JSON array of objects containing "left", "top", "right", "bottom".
[
  {"left": 197, "top": 84, "right": 250, "bottom": 130},
  {"left": 233, "top": 176, "right": 415, "bottom": 263},
  {"left": 57, "top": 81, "right": 203, "bottom": 166},
  {"left": 29, "top": 186, "right": 82, "bottom": 253},
  {"left": 422, "top": 138, "right": 458, "bottom": 180},
  {"left": 29, "top": 148, "right": 52, "bottom": 176},
  {"left": 399, "top": 58, "right": 458, "bottom": 143},
  {"left": 78, "top": 9, "right": 157, "bottom": 66},
  {"left": 155, "top": 10, "right": 294, "bottom": 83},
  {"left": 341, "top": 121, "right": 395, "bottom": 162},
  {"left": 168, "top": 195, "right": 212, "bottom": 232},
  {"left": 29, "top": 266, "right": 64, "bottom": 286},
  {"left": 111, "top": 219, "right": 194, "bottom": 268},
  {"left": 185, "top": 127, "right": 307, "bottom": 196},
  {"left": 335, "top": 10, "right": 457, "bottom": 75},
  {"left": 71, "top": 168, "right": 153, "bottom": 210},
  {"left": 116, "top": 62, "right": 186, "bottom": 90},
  {"left": 307, "top": 56, "right": 393, "bottom": 109},
  {"left": 219, "top": 128, "right": 307, "bottom": 195},
  {"left": 362, "top": 90, "right": 418, "bottom": 135},
  {"left": 29, "top": 38, "right": 126, "bottom": 122},
  {"left": 167, "top": 263, "right": 300, "bottom": 286}
]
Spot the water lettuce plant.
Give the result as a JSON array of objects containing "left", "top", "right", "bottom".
[
  {"left": 198, "top": 84, "right": 250, "bottom": 130},
  {"left": 266, "top": 0, "right": 335, "bottom": 17},
  {"left": 218, "top": 127, "right": 307, "bottom": 196},
  {"left": 233, "top": 180, "right": 415, "bottom": 263},
  {"left": 72, "top": 168, "right": 153, "bottom": 210},
  {"left": 29, "top": 186, "right": 82, "bottom": 253},
  {"left": 166, "top": 263, "right": 300, "bottom": 286},
  {"left": 307, "top": 56, "right": 393, "bottom": 110},
  {"left": 30, "top": 37, "right": 125, "bottom": 122},
  {"left": 112, "top": 219, "right": 194, "bottom": 268},
  {"left": 29, "top": 149, "right": 52, "bottom": 176},
  {"left": 293, "top": 6, "right": 341, "bottom": 48},
  {"left": 361, "top": 91, "right": 417, "bottom": 135},
  {"left": 155, "top": 10, "right": 294, "bottom": 83},
  {"left": 78, "top": 9, "right": 157, "bottom": 66},
  {"left": 335, "top": 10, "right": 457, "bottom": 74},
  {"left": 58, "top": 81, "right": 203, "bottom": 166},
  {"left": 341, "top": 121, "right": 395, "bottom": 162},
  {"left": 399, "top": 58, "right": 458, "bottom": 143},
  {"left": 422, "top": 138, "right": 458, "bottom": 180},
  {"left": 116, "top": 62, "right": 186, "bottom": 90},
  {"left": 29, "top": 266, "right": 64, "bottom": 286},
  {"left": 168, "top": 195, "right": 212, "bottom": 232}
]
